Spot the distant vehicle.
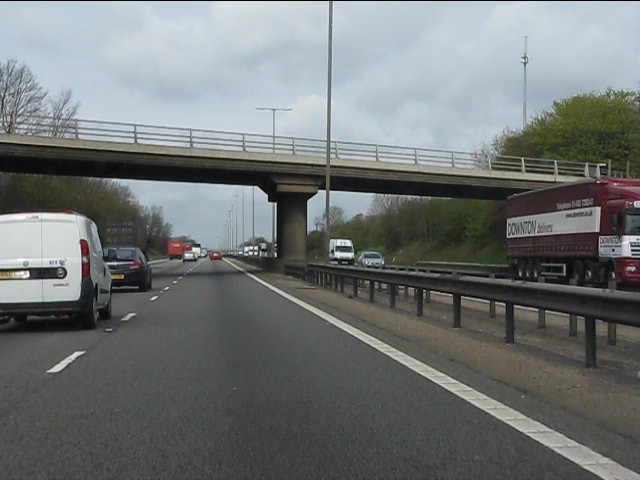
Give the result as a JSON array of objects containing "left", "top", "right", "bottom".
[
  {"left": 182, "top": 250, "right": 198, "bottom": 262},
  {"left": 103, "top": 246, "right": 152, "bottom": 292},
  {"left": 209, "top": 251, "right": 223, "bottom": 261},
  {"left": 506, "top": 176, "right": 640, "bottom": 285},
  {"left": 357, "top": 251, "right": 385, "bottom": 268},
  {"left": 200, "top": 247, "right": 208, "bottom": 258},
  {"left": 329, "top": 238, "right": 355, "bottom": 265},
  {"left": 191, "top": 242, "right": 202, "bottom": 259},
  {"left": 167, "top": 239, "right": 185, "bottom": 260},
  {"left": 0, "top": 211, "right": 112, "bottom": 329},
  {"left": 242, "top": 245, "right": 259, "bottom": 256}
]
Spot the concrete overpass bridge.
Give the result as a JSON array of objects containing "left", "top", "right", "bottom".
[{"left": 0, "top": 116, "right": 598, "bottom": 266}]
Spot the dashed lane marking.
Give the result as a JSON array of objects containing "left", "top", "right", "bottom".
[{"left": 46, "top": 351, "right": 86, "bottom": 374}]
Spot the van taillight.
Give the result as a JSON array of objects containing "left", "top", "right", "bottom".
[{"left": 80, "top": 239, "right": 90, "bottom": 277}]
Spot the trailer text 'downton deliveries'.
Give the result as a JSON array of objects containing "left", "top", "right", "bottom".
[{"left": 506, "top": 177, "right": 640, "bottom": 286}]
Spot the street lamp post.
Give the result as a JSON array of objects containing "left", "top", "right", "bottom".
[
  {"left": 241, "top": 186, "right": 245, "bottom": 250},
  {"left": 520, "top": 35, "right": 531, "bottom": 130},
  {"left": 255, "top": 106, "right": 293, "bottom": 255},
  {"left": 227, "top": 208, "right": 232, "bottom": 250},
  {"left": 232, "top": 192, "right": 240, "bottom": 250},
  {"left": 325, "top": 1, "right": 334, "bottom": 262}
]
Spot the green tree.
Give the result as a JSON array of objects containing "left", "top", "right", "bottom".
[{"left": 499, "top": 88, "right": 640, "bottom": 175}]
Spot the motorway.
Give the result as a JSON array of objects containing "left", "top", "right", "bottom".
[{"left": 0, "top": 258, "right": 638, "bottom": 480}]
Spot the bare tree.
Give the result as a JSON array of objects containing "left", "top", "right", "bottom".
[
  {"left": 142, "top": 205, "right": 173, "bottom": 252},
  {"left": 47, "top": 89, "right": 80, "bottom": 138},
  {"left": 368, "top": 194, "right": 409, "bottom": 216},
  {"left": 0, "top": 58, "right": 80, "bottom": 137},
  {"left": 313, "top": 205, "right": 345, "bottom": 231},
  {"left": 474, "top": 127, "right": 516, "bottom": 169},
  {"left": 0, "top": 58, "right": 47, "bottom": 133}
]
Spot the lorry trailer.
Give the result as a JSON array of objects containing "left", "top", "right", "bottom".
[{"left": 506, "top": 177, "right": 640, "bottom": 286}]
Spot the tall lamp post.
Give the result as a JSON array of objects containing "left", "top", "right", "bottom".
[
  {"left": 241, "top": 186, "right": 245, "bottom": 251},
  {"left": 255, "top": 106, "right": 293, "bottom": 255},
  {"left": 232, "top": 192, "right": 240, "bottom": 250},
  {"left": 325, "top": 1, "right": 334, "bottom": 262},
  {"left": 520, "top": 35, "right": 531, "bottom": 130},
  {"left": 227, "top": 208, "right": 232, "bottom": 250}
]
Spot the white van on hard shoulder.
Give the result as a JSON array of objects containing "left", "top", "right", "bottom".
[{"left": 0, "top": 211, "right": 112, "bottom": 330}]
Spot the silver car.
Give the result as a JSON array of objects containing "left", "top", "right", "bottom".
[
  {"left": 357, "top": 251, "right": 385, "bottom": 268},
  {"left": 182, "top": 250, "right": 198, "bottom": 262}
]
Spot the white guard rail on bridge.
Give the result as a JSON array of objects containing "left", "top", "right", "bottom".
[{"left": 4, "top": 115, "right": 605, "bottom": 178}]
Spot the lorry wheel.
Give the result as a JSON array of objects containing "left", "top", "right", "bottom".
[
  {"left": 571, "top": 261, "right": 584, "bottom": 284},
  {"left": 525, "top": 259, "right": 535, "bottom": 279},
  {"left": 605, "top": 262, "right": 617, "bottom": 285},
  {"left": 517, "top": 259, "right": 526, "bottom": 279},
  {"left": 532, "top": 259, "right": 541, "bottom": 279},
  {"left": 583, "top": 261, "right": 595, "bottom": 284}
]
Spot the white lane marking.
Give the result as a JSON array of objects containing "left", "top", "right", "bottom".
[
  {"left": 163, "top": 286, "right": 170, "bottom": 291},
  {"left": 173, "top": 280, "right": 178, "bottom": 284},
  {"left": 46, "top": 351, "right": 86, "bottom": 374},
  {"left": 150, "top": 295, "right": 159, "bottom": 302},
  {"left": 227, "top": 261, "right": 640, "bottom": 480},
  {"left": 121, "top": 312, "right": 137, "bottom": 322}
]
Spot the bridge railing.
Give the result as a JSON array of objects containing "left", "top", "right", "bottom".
[{"left": 4, "top": 115, "right": 598, "bottom": 178}]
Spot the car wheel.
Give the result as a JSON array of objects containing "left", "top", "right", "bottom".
[
  {"left": 99, "top": 291, "right": 112, "bottom": 320},
  {"left": 14, "top": 314, "right": 27, "bottom": 323},
  {"left": 147, "top": 274, "right": 152, "bottom": 290},
  {"left": 80, "top": 295, "right": 98, "bottom": 330},
  {"left": 139, "top": 276, "right": 148, "bottom": 292}
]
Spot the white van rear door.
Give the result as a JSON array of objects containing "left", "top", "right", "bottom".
[
  {"left": 41, "top": 215, "right": 82, "bottom": 302},
  {"left": 0, "top": 213, "right": 44, "bottom": 304}
]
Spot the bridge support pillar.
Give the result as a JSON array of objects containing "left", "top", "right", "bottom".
[{"left": 268, "top": 176, "right": 319, "bottom": 271}]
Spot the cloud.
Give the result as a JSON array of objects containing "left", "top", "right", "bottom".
[{"left": 2, "top": 1, "right": 639, "bottom": 248}]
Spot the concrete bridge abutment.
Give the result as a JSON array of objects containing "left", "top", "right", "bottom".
[{"left": 267, "top": 176, "right": 319, "bottom": 272}]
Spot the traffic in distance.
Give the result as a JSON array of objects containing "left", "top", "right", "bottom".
[
  {"left": 2, "top": 175, "right": 640, "bottom": 332},
  {"left": 0, "top": 182, "right": 639, "bottom": 479}
]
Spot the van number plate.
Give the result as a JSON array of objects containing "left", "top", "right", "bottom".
[{"left": 0, "top": 270, "right": 30, "bottom": 279}]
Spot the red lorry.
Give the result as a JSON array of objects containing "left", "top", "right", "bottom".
[
  {"left": 506, "top": 177, "right": 640, "bottom": 286},
  {"left": 167, "top": 239, "right": 184, "bottom": 260}
]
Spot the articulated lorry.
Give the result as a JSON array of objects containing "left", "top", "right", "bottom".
[{"left": 506, "top": 177, "right": 640, "bottom": 286}]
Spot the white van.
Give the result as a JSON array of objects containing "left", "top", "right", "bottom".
[
  {"left": 0, "top": 211, "right": 112, "bottom": 329},
  {"left": 329, "top": 238, "right": 355, "bottom": 265}
]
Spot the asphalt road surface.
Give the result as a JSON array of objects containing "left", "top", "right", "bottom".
[{"left": 0, "top": 258, "right": 637, "bottom": 479}]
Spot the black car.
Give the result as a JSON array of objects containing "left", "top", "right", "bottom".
[{"left": 103, "top": 246, "right": 152, "bottom": 292}]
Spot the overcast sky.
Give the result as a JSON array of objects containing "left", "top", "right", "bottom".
[{"left": 2, "top": 1, "right": 639, "bottom": 248}]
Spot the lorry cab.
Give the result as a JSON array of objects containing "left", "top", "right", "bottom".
[
  {"left": 329, "top": 238, "right": 355, "bottom": 265},
  {"left": 0, "top": 211, "right": 112, "bottom": 329}
]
